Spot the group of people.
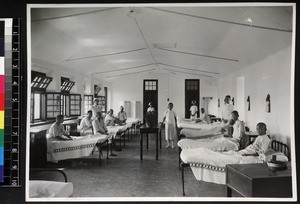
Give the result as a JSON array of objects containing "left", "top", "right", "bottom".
[{"left": 48, "top": 98, "right": 128, "bottom": 156}]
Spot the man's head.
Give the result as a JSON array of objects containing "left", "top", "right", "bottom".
[
  {"left": 56, "top": 115, "right": 64, "bottom": 124},
  {"left": 191, "top": 100, "right": 196, "bottom": 105},
  {"left": 256, "top": 122, "right": 267, "bottom": 135},
  {"left": 231, "top": 110, "right": 239, "bottom": 121},
  {"left": 201, "top": 108, "right": 205, "bottom": 114},
  {"left": 224, "top": 95, "right": 231, "bottom": 104},
  {"left": 148, "top": 102, "right": 153, "bottom": 107},
  {"left": 108, "top": 109, "right": 114, "bottom": 115},
  {"left": 87, "top": 110, "right": 92, "bottom": 118},
  {"left": 168, "top": 102, "right": 173, "bottom": 110}
]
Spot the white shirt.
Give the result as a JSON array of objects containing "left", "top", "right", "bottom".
[
  {"left": 118, "top": 111, "right": 127, "bottom": 121},
  {"left": 48, "top": 123, "right": 68, "bottom": 138},
  {"left": 90, "top": 105, "right": 102, "bottom": 120},
  {"left": 79, "top": 116, "right": 92, "bottom": 134},
  {"left": 92, "top": 118, "right": 107, "bottom": 135},
  {"left": 105, "top": 114, "right": 115, "bottom": 126},
  {"left": 190, "top": 105, "right": 198, "bottom": 118},
  {"left": 232, "top": 119, "right": 245, "bottom": 142},
  {"left": 239, "top": 134, "right": 271, "bottom": 155},
  {"left": 222, "top": 103, "right": 234, "bottom": 120},
  {"left": 147, "top": 107, "right": 155, "bottom": 112}
]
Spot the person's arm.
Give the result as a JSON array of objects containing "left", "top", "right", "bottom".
[
  {"left": 124, "top": 112, "right": 127, "bottom": 120},
  {"left": 257, "top": 137, "right": 271, "bottom": 155}
]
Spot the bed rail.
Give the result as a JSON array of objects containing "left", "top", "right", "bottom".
[
  {"left": 30, "top": 168, "right": 68, "bottom": 182},
  {"left": 271, "top": 140, "right": 290, "bottom": 161}
]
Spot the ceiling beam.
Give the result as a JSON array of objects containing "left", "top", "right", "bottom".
[
  {"left": 149, "top": 7, "right": 292, "bottom": 33},
  {"left": 163, "top": 68, "right": 213, "bottom": 78},
  {"left": 66, "top": 48, "right": 147, "bottom": 62},
  {"left": 95, "top": 63, "right": 155, "bottom": 74},
  {"left": 158, "top": 62, "right": 220, "bottom": 74},
  {"left": 157, "top": 47, "right": 239, "bottom": 62},
  {"left": 32, "top": 8, "right": 119, "bottom": 22},
  {"left": 106, "top": 68, "right": 156, "bottom": 78}
]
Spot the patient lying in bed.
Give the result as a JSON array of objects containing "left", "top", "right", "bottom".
[
  {"left": 178, "top": 111, "right": 244, "bottom": 151},
  {"left": 180, "top": 123, "right": 288, "bottom": 184}
]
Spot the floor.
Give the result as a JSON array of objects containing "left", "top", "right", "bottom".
[{"left": 33, "top": 131, "right": 236, "bottom": 198}]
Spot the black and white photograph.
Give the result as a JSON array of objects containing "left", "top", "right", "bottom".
[{"left": 26, "top": 3, "right": 296, "bottom": 202}]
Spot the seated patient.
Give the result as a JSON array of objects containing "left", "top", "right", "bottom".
[
  {"left": 105, "top": 109, "right": 123, "bottom": 126},
  {"left": 92, "top": 112, "right": 116, "bottom": 156},
  {"left": 48, "top": 115, "right": 72, "bottom": 140},
  {"left": 117, "top": 106, "right": 127, "bottom": 123},
  {"left": 231, "top": 110, "right": 245, "bottom": 145},
  {"left": 79, "top": 110, "right": 93, "bottom": 136},
  {"left": 238, "top": 122, "right": 270, "bottom": 156}
]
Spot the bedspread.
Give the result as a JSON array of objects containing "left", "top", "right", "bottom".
[
  {"left": 47, "top": 134, "right": 108, "bottom": 163},
  {"left": 178, "top": 136, "right": 239, "bottom": 151}
]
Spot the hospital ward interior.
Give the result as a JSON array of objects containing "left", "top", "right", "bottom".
[{"left": 28, "top": 5, "right": 295, "bottom": 199}]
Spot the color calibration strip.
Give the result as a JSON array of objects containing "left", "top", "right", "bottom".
[
  {"left": 0, "top": 18, "right": 20, "bottom": 187},
  {"left": 0, "top": 21, "right": 5, "bottom": 183}
]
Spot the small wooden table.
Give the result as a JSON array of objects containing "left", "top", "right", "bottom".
[
  {"left": 139, "top": 124, "right": 160, "bottom": 160},
  {"left": 226, "top": 163, "right": 292, "bottom": 197}
]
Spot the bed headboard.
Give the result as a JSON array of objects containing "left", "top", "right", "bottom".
[{"left": 271, "top": 140, "right": 290, "bottom": 161}]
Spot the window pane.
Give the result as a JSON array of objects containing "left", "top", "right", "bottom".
[{"left": 34, "top": 94, "right": 40, "bottom": 119}]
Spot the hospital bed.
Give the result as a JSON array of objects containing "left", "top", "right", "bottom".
[
  {"left": 47, "top": 134, "right": 109, "bottom": 165},
  {"left": 180, "top": 140, "right": 290, "bottom": 196},
  {"left": 29, "top": 168, "right": 73, "bottom": 198}
]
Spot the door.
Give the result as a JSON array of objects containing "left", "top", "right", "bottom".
[
  {"left": 143, "top": 79, "right": 158, "bottom": 123},
  {"left": 185, "top": 79, "right": 200, "bottom": 118}
]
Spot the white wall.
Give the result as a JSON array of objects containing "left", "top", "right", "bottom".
[
  {"left": 32, "top": 61, "right": 86, "bottom": 116},
  {"left": 110, "top": 72, "right": 218, "bottom": 121},
  {"left": 217, "top": 46, "right": 292, "bottom": 145}
]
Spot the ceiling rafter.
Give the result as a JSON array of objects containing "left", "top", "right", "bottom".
[
  {"left": 149, "top": 7, "right": 292, "bottom": 33},
  {"left": 66, "top": 48, "right": 148, "bottom": 62},
  {"left": 32, "top": 8, "right": 119, "bottom": 22},
  {"left": 95, "top": 63, "right": 155, "bottom": 74},
  {"left": 157, "top": 47, "right": 239, "bottom": 62},
  {"left": 106, "top": 68, "right": 156, "bottom": 78},
  {"left": 158, "top": 62, "right": 220, "bottom": 74},
  {"left": 163, "top": 68, "right": 213, "bottom": 78}
]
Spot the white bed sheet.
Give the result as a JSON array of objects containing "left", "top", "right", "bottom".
[
  {"left": 178, "top": 136, "right": 239, "bottom": 151},
  {"left": 181, "top": 147, "right": 288, "bottom": 184},
  {"left": 29, "top": 180, "right": 73, "bottom": 198},
  {"left": 47, "top": 134, "right": 108, "bottom": 163}
]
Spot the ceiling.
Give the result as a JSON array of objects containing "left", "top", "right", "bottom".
[{"left": 30, "top": 5, "right": 293, "bottom": 81}]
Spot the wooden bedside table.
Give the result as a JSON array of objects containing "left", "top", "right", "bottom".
[{"left": 226, "top": 163, "right": 292, "bottom": 197}]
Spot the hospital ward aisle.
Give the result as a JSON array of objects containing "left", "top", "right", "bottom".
[{"left": 40, "top": 133, "right": 239, "bottom": 197}]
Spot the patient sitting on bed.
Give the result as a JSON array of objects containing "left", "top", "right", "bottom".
[
  {"left": 79, "top": 110, "right": 93, "bottom": 136},
  {"left": 105, "top": 109, "right": 124, "bottom": 126},
  {"left": 48, "top": 115, "right": 72, "bottom": 140},
  {"left": 238, "top": 122, "right": 270, "bottom": 156},
  {"left": 93, "top": 111, "right": 117, "bottom": 156}
]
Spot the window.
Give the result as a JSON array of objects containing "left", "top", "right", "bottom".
[
  {"left": 30, "top": 71, "right": 52, "bottom": 123},
  {"left": 97, "top": 96, "right": 106, "bottom": 113},
  {"left": 61, "top": 77, "right": 75, "bottom": 93},
  {"left": 145, "top": 80, "right": 157, "bottom": 91},
  {"left": 31, "top": 71, "right": 52, "bottom": 91},
  {"left": 186, "top": 80, "right": 199, "bottom": 90},
  {"left": 46, "top": 93, "right": 61, "bottom": 119},
  {"left": 70, "top": 94, "right": 81, "bottom": 116},
  {"left": 84, "top": 95, "right": 93, "bottom": 114},
  {"left": 33, "top": 93, "right": 41, "bottom": 120}
]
